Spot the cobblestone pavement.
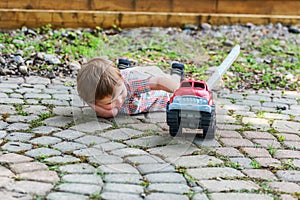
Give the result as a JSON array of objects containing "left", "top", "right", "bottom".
[{"left": 0, "top": 76, "right": 299, "bottom": 200}]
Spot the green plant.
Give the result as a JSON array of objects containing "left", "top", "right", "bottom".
[
  {"left": 39, "top": 112, "right": 52, "bottom": 120},
  {"left": 278, "top": 135, "right": 285, "bottom": 142},
  {"left": 185, "top": 191, "right": 196, "bottom": 199},
  {"left": 140, "top": 180, "right": 150, "bottom": 187},
  {"left": 14, "top": 104, "right": 28, "bottom": 116},
  {"left": 267, "top": 128, "right": 279, "bottom": 134},
  {"left": 34, "top": 195, "right": 44, "bottom": 200},
  {"left": 250, "top": 160, "right": 261, "bottom": 169},
  {"left": 64, "top": 81, "right": 75, "bottom": 87},
  {"left": 37, "top": 154, "right": 48, "bottom": 161},
  {"left": 48, "top": 165, "right": 60, "bottom": 171},
  {"left": 89, "top": 193, "right": 101, "bottom": 199},
  {"left": 259, "top": 99, "right": 265, "bottom": 104},
  {"left": 177, "top": 167, "right": 197, "bottom": 183},
  {"left": 256, "top": 111, "right": 265, "bottom": 118},
  {"left": 30, "top": 120, "right": 45, "bottom": 128},
  {"left": 268, "top": 145, "right": 279, "bottom": 156},
  {"left": 225, "top": 161, "right": 241, "bottom": 169},
  {"left": 95, "top": 170, "right": 105, "bottom": 178},
  {"left": 230, "top": 98, "right": 237, "bottom": 104}
]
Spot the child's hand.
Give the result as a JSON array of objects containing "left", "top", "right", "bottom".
[{"left": 89, "top": 103, "right": 119, "bottom": 118}]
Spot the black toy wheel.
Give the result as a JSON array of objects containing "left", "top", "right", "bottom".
[
  {"left": 167, "top": 109, "right": 181, "bottom": 137},
  {"left": 118, "top": 59, "right": 131, "bottom": 69},
  {"left": 203, "top": 117, "right": 216, "bottom": 139},
  {"left": 169, "top": 125, "right": 182, "bottom": 137}
]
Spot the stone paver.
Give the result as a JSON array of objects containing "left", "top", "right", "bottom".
[
  {"left": 104, "top": 173, "right": 143, "bottom": 184},
  {"left": 0, "top": 76, "right": 299, "bottom": 199},
  {"left": 209, "top": 193, "right": 273, "bottom": 200},
  {"left": 100, "top": 192, "right": 143, "bottom": 200},
  {"left": 187, "top": 167, "right": 245, "bottom": 180},
  {"left": 242, "top": 169, "right": 277, "bottom": 180},
  {"left": 103, "top": 183, "right": 144, "bottom": 194},
  {"left": 267, "top": 181, "right": 300, "bottom": 193},
  {"left": 56, "top": 183, "right": 102, "bottom": 195},
  {"left": 147, "top": 183, "right": 190, "bottom": 194},
  {"left": 198, "top": 180, "right": 259, "bottom": 192}
]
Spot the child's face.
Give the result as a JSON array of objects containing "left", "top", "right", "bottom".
[{"left": 95, "top": 81, "right": 127, "bottom": 111}]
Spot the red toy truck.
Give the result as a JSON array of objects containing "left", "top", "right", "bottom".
[
  {"left": 166, "top": 45, "right": 240, "bottom": 139},
  {"left": 166, "top": 79, "right": 216, "bottom": 139}
]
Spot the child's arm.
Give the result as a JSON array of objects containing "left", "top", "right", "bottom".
[
  {"left": 89, "top": 103, "right": 119, "bottom": 118},
  {"left": 148, "top": 76, "right": 180, "bottom": 93}
]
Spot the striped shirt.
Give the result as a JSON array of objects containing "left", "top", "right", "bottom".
[{"left": 119, "top": 68, "right": 170, "bottom": 115}]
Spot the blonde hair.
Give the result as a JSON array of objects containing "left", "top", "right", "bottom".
[{"left": 77, "top": 58, "right": 122, "bottom": 104}]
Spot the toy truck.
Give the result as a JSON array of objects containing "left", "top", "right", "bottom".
[
  {"left": 166, "top": 45, "right": 240, "bottom": 139},
  {"left": 166, "top": 79, "right": 216, "bottom": 138}
]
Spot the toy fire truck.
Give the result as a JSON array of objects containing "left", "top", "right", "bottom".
[{"left": 166, "top": 45, "right": 240, "bottom": 139}]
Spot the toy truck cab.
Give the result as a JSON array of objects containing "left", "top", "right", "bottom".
[{"left": 166, "top": 79, "right": 216, "bottom": 139}]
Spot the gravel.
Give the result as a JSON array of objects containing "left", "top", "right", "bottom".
[{"left": 0, "top": 23, "right": 299, "bottom": 90}]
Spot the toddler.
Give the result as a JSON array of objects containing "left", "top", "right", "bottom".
[{"left": 77, "top": 58, "right": 184, "bottom": 118}]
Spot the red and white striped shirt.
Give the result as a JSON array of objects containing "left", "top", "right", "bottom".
[{"left": 119, "top": 69, "right": 170, "bottom": 115}]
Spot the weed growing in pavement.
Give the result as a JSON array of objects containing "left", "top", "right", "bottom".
[
  {"left": 29, "top": 112, "right": 53, "bottom": 128},
  {"left": 140, "top": 180, "right": 150, "bottom": 187},
  {"left": 185, "top": 191, "right": 196, "bottom": 199},
  {"left": 289, "top": 115, "right": 296, "bottom": 120},
  {"left": 268, "top": 145, "right": 279, "bottom": 156},
  {"left": 48, "top": 165, "right": 60, "bottom": 171},
  {"left": 30, "top": 119, "right": 45, "bottom": 128},
  {"left": 33, "top": 195, "right": 44, "bottom": 200},
  {"left": 63, "top": 81, "right": 75, "bottom": 87},
  {"left": 277, "top": 135, "right": 285, "bottom": 142},
  {"left": 256, "top": 110, "right": 265, "bottom": 118},
  {"left": 225, "top": 161, "right": 242, "bottom": 169},
  {"left": 53, "top": 180, "right": 68, "bottom": 188},
  {"left": 230, "top": 98, "right": 237, "bottom": 104},
  {"left": 279, "top": 158, "right": 299, "bottom": 170},
  {"left": 14, "top": 104, "right": 29, "bottom": 116},
  {"left": 267, "top": 128, "right": 279, "bottom": 134},
  {"left": 95, "top": 170, "right": 105, "bottom": 178},
  {"left": 176, "top": 167, "right": 197, "bottom": 183},
  {"left": 259, "top": 99, "right": 265, "bottom": 105},
  {"left": 250, "top": 160, "right": 262, "bottom": 169},
  {"left": 39, "top": 112, "right": 52, "bottom": 120},
  {"left": 89, "top": 193, "right": 101, "bottom": 200},
  {"left": 36, "top": 154, "right": 48, "bottom": 162},
  {"left": 62, "top": 121, "right": 76, "bottom": 129}
]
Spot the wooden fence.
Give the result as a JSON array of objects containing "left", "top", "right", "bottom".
[{"left": 0, "top": 0, "right": 299, "bottom": 29}]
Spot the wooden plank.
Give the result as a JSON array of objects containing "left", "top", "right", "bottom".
[
  {"left": 3, "top": 0, "right": 216, "bottom": 12},
  {"left": 0, "top": 9, "right": 18, "bottom": 21},
  {"left": 0, "top": 9, "right": 300, "bottom": 30},
  {"left": 37, "top": 0, "right": 92, "bottom": 10},
  {"left": 218, "top": 0, "right": 300, "bottom": 15},
  {"left": 133, "top": 0, "right": 216, "bottom": 12},
  {"left": 7, "top": 0, "right": 40, "bottom": 9},
  {"left": 2, "top": 0, "right": 299, "bottom": 15},
  {"left": 172, "top": 0, "right": 216, "bottom": 13},
  {"left": 6, "top": 0, "right": 93, "bottom": 10},
  {"left": 0, "top": 9, "right": 52, "bottom": 24},
  {"left": 0, "top": 0, "right": 8, "bottom": 8},
  {"left": 91, "top": 0, "right": 136, "bottom": 11}
]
